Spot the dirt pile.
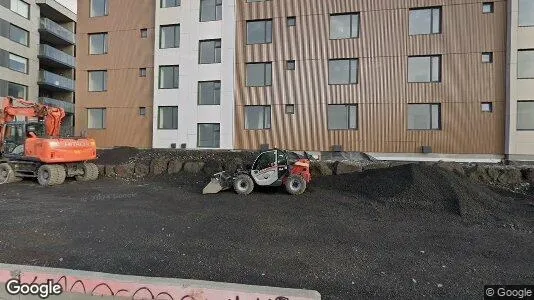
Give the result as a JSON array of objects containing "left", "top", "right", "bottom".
[{"left": 315, "top": 163, "right": 534, "bottom": 228}]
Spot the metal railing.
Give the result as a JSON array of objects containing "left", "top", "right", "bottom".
[
  {"left": 37, "top": 97, "right": 75, "bottom": 114},
  {"left": 39, "top": 44, "right": 75, "bottom": 68},
  {"left": 38, "top": 70, "right": 75, "bottom": 92},
  {"left": 39, "top": 18, "right": 75, "bottom": 44}
]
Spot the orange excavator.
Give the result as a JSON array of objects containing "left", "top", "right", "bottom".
[{"left": 0, "top": 96, "right": 99, "bottom": 186}]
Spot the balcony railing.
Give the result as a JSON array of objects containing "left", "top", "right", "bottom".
[
  {"left": 38, "top": 70, "right": 75, "bottom": 92},
  {"left": 38, "top": 97, "right": 75, "bottom": 114},
  {"left": 39, "top": 18, "right": 75, "bottom": 44},
  {"left": 39, "top": 44, "right": 75, "bottom": 68}
]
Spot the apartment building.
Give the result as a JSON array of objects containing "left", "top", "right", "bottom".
[
  {"left": 75, "top": 0, "right": 534, "bottom": 161},
  {"left": 0, "top": 0, "right": 76, "bottom": 135}
]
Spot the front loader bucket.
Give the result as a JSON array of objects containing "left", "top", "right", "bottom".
[{"left": 203, "top": 178, "right": 224, "bottom": 194}]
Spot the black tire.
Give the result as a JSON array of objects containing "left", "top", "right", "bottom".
[
  {"left": 75, "top": 163, "right": 99, "bottom": 181},
  {"left": 0, "top": 163, "right": 18, "bottom": 184},
  {"left": 233, "top": 174, "right": 254, "bottom": 195},
  {"left": 37, "top": 165, "right": 65, "bottom": 186},
  {"left": 285, "top": 175, "right": 307, "bottom": 195}
]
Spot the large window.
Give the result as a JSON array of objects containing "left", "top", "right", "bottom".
[
  {"left": 9, "top": 24, "right": 28, "bottom": 46},
  {"left": 87, "top": 108, "right": 106, "bottom": 129},
  {"left": 330, "top": 13, "right": 359, "bottom": 39},
  {"left": 198, "top": 123, "right": 220, "bottom": 148},
  {"left": 408, "top": 55, "right": 441, "bottom": 82},
  {"left": 8, "top": 53, "right": 27, "bottom": 73},
  {"left": 328, "top": 59, "right": 358, "bottom": 85},
  {"left": 518, "top": 50, "right": 534, "bottom": 78},
  {"left": 89, "top": 33, "right": 108, "bottom": 55},
  {"left": 246, "top": 63, "right": 272, "bottom": 87},
  {"left": 246, "top": 19, "right": 272, "bottom": 44},
  {"left": 10, "top": 0, "right": 29, "bottom": 19},
  {"left": 88, "top": 70, "right": 108, "bottom": 92},
  {"left": 245, "top": 106, "right": 271, "bottom": 130},
  {"left": 158, "top": 106, "right": 178, "bottom": 129},
  {"left": 159, "top": 65, "right": 179, "bottom": 89},
  {"left": 408, "top": 104, "right": 441, "bottom": 130},
  {"left": 409, "top": 7, "right": 441, "bottom": 35},
  {"left": 198, "top": 81, "right": 221, "bottom": 105},
  {"left": 161, "top": 0, "right": 180, "bottom": 8},
  {"left": 8, "top": 82, "right": 27, "bottom": 99},
  {"left": 90, "top": 0, "right": 108, "bottom": 17},
  {"left": 200, "top": 0, "right": 222, "bottom": 22},
  {"left": 327, "top": 105, "right": 358, "bottom": 130},
  {"left": 160, "top": 24, "right": 180, "bottom": 49},
  {"left": 517, "top": 101, "right": 534, "bottom": 130},
  {"left": 199, "top": 39, "right": 221, "bottom": 64},
  {"left": 519, "top": 0, "right": 534, "bottom": 26}
]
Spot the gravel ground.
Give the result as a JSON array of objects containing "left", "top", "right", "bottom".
[{"left": 0, "top": 165, "right": 532, "bottom": 299}]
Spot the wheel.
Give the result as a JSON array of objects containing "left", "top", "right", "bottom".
[
  {"left": 0, "top": 163, "right": 18, "bottom": 184},
  {"left": 37, "top": 165, "right": 65, "bottom": 186},
  {"left": 233, "top": 174, "right": 254, "bottom": 195},
  {"left": 75, "top": 163, "right": 99, "bottom": 181},
  {"left": 285, "top": 175, "right": 307, "bottom": 195}
]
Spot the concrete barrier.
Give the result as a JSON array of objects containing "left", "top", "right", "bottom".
[{"left": 0, "top": 263, "right": 320, "bottom": 300}]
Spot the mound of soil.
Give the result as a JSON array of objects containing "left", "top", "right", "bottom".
[{"left": 314, "top": 163, "right": 534, "bottom": 228}]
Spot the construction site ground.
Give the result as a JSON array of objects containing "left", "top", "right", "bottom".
[{"left": 0, "top": 162, "right": 533, "bottom": 299}]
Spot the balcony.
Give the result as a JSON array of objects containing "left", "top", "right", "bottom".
[
  {"left": 38, "top": 70, "right": 75, "bottom": 92},
  {"left": 39, "top": 17, "right": 75, "bottom": 45},
  {"left": 38, "top": 44, "right": 75, "bottom": 69},
  {"left": 38, "top": 97, "right": 74, "bottom": 114}
]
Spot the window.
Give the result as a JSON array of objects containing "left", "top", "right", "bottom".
[
  {"left": 140, "top": 28, "right": 148, "bottom": 38},
  {"left": 408, "top": 56, "right": 441, "bottom": 83},
  {"left": 198, "top": 81, "right": 221, "bottom": 105},
  {"left": 286, "top": 104, "right": 295, "bottom": 114},
  {"left": 159, "top": 65, "right": 179, "bottom": 89},
  {"left": 408, "top": 104, "right": 441, "bottom": 130},
  {"left": 200, "top": 0, "right": 222, "bottom": 22},
  {"left": 199, "top": 39, "right": 221, "bottom": 64},
  {"left": 197, "top": 123, "right": 220, "bottom": 148},
  {"left": 482, "top": 2, "right": 494, "bottom": 13},
  {"left": 88, "top": 70, "right": 108, "bottom": 92},
  {"left": 246, "top": 63, "right": 272, "bottom": 87},
  {"left": 517, "top": 101, "right": 534, "bottom": 130},
  {"left": 139, "top": 68, "right": 147, "bottom": 77},
  {"left": 246, "top": 19, "right": 272, "bottom": 44},
  {"left": 247, "top": 0, "right": 269, "bottom": 2},
  {"left": 158, "top": 106, "right": 178, "bottom": 129},
  {"left": 90, "top": 0, "right": 108, "bottom": 17},
  {"left": 327, "top": 105, "right": 358, "bottom": 130},
  {"left": 89, "top": 33, "right": 108, "bottom": 55},
  {"left": 161, "top": 0, "right": 180, "bottom": 8},
  {"left": 287, "top": 60, "right": 295, "bottom": 70},
  {"left": 10, "top": 0, "right": 29, "bottom": 19},
  {"left": 160, "top": 25, "right": 180, "bottom": 49},
  {"left": 518, "top": 50, "right": 534, "bottom": 78},
  {"left": 330, "top": 13, "right": 359, "bottom": 39},
  {"left": 481, "top": 102, "right": 493, "bottom": 112},
  {"left": 328, "top": 59, "right": 358, "bottom": 84},
  {"left": 287, "top": 16, "right": 296, "bottom": 27},
  {"left": 409, "top": 7, "right": 441, "bottom": 35},
  {"left": 245, "top": 106, "right": 271, "bottom": 129},
  {"left": 8, "top": 53, "right": 27, "bottom": 73},
  {"left": 519, "top": 0, "right": 534, "bottom": 26},
  {"left": 9, "top": 24, "right": 28, "bottom": 46},
  {"left": 482, "top": 52, "right": 493, "bottom": 63},
  {"left": 139, "top": 107, "right": 146, "bottom": 116},
  {"left": 8, "top": 82, "right": 27, "bottom": 99},
  {"left": 87, "top": 108, "right": 106, "bottom": 129}
]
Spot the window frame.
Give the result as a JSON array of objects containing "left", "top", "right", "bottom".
[
  {"left": 244, "top": 105, "right": 272, "bottom": 130},
  {"left": 328, "top": 59, "right": 359, "bottom": 85},
  {"left": 160, "top": 0, "right": 180, "bottom": 8},
  {"left": 517, "top": 101, "right": 534, "bottom": 130},
  {"left": 157, "top": 106, "right": 178, "bottom": 130},
  {"left": 159, "top": 65, "right": 180, "bottom": 89},
  {"left": 9, "top": 24, "right": 29, "bottom": 47},
  {"left": 246, "top": 62, "right": 272, "bottom": 87},
  {"left": 197, "top": 123, "right": 221, "bottom": 148},
  {"left": 140, "top": 28, "right": 148, "bottom": 38},
  {"left": 481, "top": 102, "right": 493, "bottom": 113},
  {"left": 87, "top": 108, "right": 106, "bottom": 129},
  {"left": 90, "top": 0, "right": 109, "bottom": 17},
  {"left": 10, "top": 0, "right": 30, "bottom": 19},
  {"left": 287, "top": 16, "right": 296, "bottom": 27},
  {"left": 482, "top": 52, "right": 493, "bottom": 63},
  {"left": 8, "top": 52, "right": 28, "bottom": 74},
  {"left": 88, "top": 32, "right": 108, "bottom": 55},
  {"left": 517, "top": 49, "right": 534, "bottom": 79},
  {"left": 200, "top": 0, "right": 223, "bottom": 22},
  {"left": 407, "top": 55, "right": 442, "bottom": 83},
  {"left": 199, "top": 39, "right": 222, "bottom": 64},
  {"left": 482, "top": 2, "right": 494, "bottom": 13},
  {"left": 329, "top": 13, "right": 360, "bottom": 40},
  {"left": 197, "top": 80, "right": 221, "bottom": 105},
  {"left": 407, "top": 103, "right": 442, "bottom": 131},
  {"left": 286, "top": 104, "right": 295, "bottom": 114},
  {"left": 7, "top": 81, "right": 27, "bottom": 99},
  {"left": 88, "top": 70, "right": 108, "bottom": 92},
  {"left": 246, "top": 19, "right": 273, "bottom": 45},
  {"left": 159, "top": 24, "right": 180, "bottom": 49},
  {"left": 409, "top": 6, "right": 442, "bottom": 36},
  {"left": 327, "top": 104, "right": 358, "bottom": 130},
  {"left": 519, "top": 0, "right": 534, "bottom": 27},
  {"left": 139, "top": 68, "right": 147, "bottom": 77}
]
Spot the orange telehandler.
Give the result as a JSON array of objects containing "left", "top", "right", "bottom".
[{"left": 0, "top": 96, "right": 99, "bottom": 186}]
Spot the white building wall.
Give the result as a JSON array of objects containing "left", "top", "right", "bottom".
[{"left": 153, "top": 0, "right": 235, "bottom": 149}]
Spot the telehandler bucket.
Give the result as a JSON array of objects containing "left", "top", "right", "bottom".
[{"left": 202, "top": 171, "right": 232, "bottom": 194}]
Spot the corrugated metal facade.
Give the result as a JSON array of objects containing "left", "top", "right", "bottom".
[{"left": 235, "top": 0, "right": 507, "bottom": 154}]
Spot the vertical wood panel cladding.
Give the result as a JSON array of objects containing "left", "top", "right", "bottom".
[
  {"left": 235, "top": 0, "right": 506, "bottom": 154},
  {"left": 76, "top": 0, "right": 155, "bottom": 148}
]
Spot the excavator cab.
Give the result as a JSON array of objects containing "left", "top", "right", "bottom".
[{"left": 1, "top": 121, "right": 46, "bottom": 157}]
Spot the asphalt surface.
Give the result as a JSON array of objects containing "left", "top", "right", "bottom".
[{"left": 0, "top": 170, "right": 532, "bottom": 299}]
